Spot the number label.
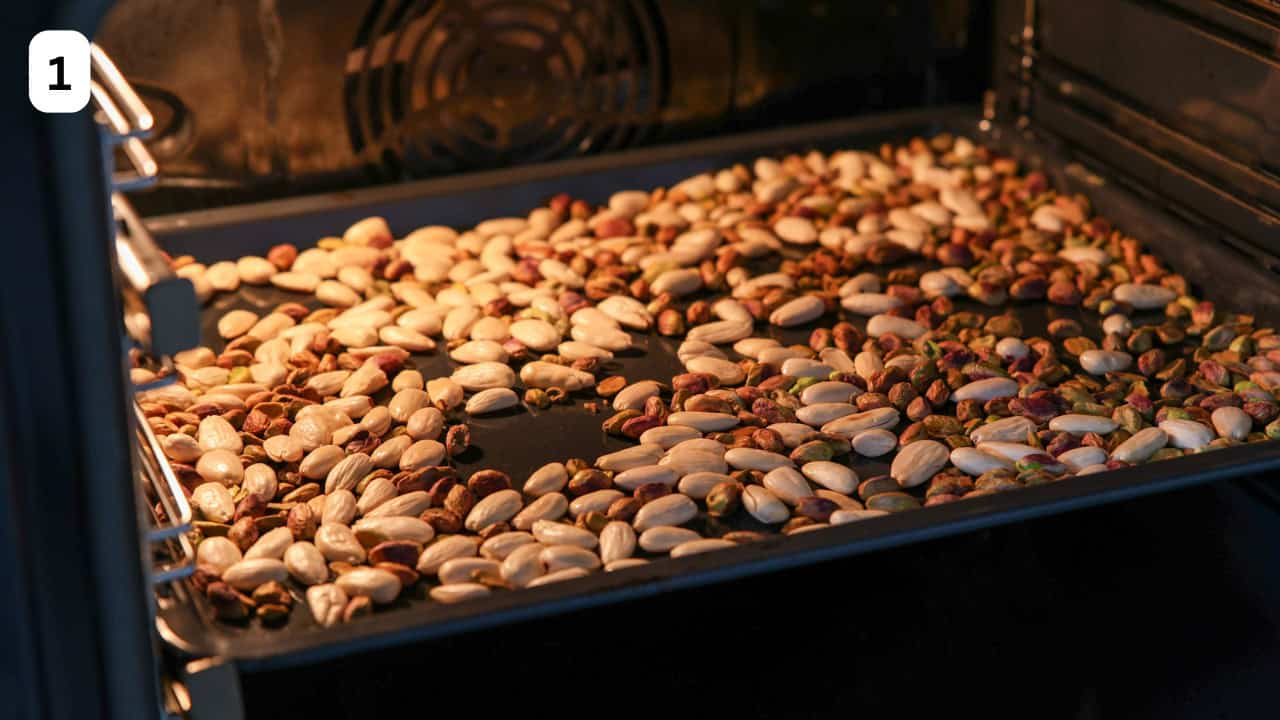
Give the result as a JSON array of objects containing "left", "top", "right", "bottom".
[
  {"left": 29, "top": 31, "right": 89, "bottom": 113},
  {"left": 49, "top": 56, "right": 72, "bottom": 91}
]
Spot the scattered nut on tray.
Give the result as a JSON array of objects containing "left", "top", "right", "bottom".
[{"left": 136, "top": 134, "right": 1280, "bottom": 627}]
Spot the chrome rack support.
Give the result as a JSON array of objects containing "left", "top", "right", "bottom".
[{"left": 92, "top": 43, "right": 199, "bottom": 357}]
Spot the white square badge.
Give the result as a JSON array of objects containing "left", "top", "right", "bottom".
[{"left": 29, "top": 30, "right": 91, "bottom": 113}]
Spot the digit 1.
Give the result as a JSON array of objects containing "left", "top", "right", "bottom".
[{"left": 49, "top": 56, "right": 72, "bottom": 91}]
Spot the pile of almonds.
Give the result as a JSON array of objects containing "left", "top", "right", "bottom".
[{"left": 136, "top": 133, "right": 1280, "bottom": 628}]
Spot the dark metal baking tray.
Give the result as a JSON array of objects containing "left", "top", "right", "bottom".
[{"left": 149, "top": 105, "right": 1280, "bottom": 670}]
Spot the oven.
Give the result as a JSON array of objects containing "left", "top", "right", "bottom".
[{"left": 6, "top": 1, "right": 1280, "bottom": 718}]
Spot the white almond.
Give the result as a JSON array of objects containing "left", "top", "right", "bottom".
[
  {"left": 1058, "top": 446, "right": 1108, "bottom": 472},
  {"left": 539, "top": 545, "right": 601, "bottom": 573},
  {"left": 597, "top": 295, "right": 653, "bottom": 330},
  {"left": 795, "top": 403, "right": 858, "bottom": 427},
  {"left": 523, "top": 462, "right": 569, "bottom": 496},
  {"left": 271, "top": 271, "right": 321, "bottom": 293},
  {"left": 217, "top": 309, "right": 258, "bottom": 339},
  {"left": 352, "top": 516, "right": 435, "bottom": 547},
  {"left": 639, "top": 425, "right": 702, "bottom": 449},
  {"left": 306, "top": 584, "right": 348, "bottom": 627},
  {"left": 841, "top": 293, "right": 903, "bottom": 316},
  {"left": 678, "top": 340, "right": 727, "bottom": 363},
  {"left": 667, "top": 411, "right": 739, "bottom": 432},
  {"left": 1158, "top": 419, "right": 1214, "bottom": 450},
  {"left": 568, "top": 490, "right": 624, "bottom": 517},
  {"left": 593, "top": 443, "right": 665, "bottom": 471},
  {"left": 686, "top": 319, "right": 754, "bottom": 345},
  {"left": 192, "top": 482, "right": 235, "bottom": 522},
  {"left": 509, "top": 318, "right": 561, "bottom": 352},
  {"left": 725, "top": 447, "right": 794, "bottom": 472},
  {"left": 952, "top": 377, "right": 1018, "bottom": 403},
  {"left": 512, "top": 492, "right": 569, "bottom": 530},
  {"left": 800, "top": 381, "right": 858, "bottom": 406},
  {"left": 379, "top": 326, "right": 435, "bottom": 352},
  {"left": 442, "top": 305, "right": 482, "bottom": 340},
  {"left": 450, "top": 339, "right": 508, "bottom": 365},
  {"left": 531, "top": 519, "right": 598, "bottom": 548},
  {"left": 1049, "top": 414, "right": 1119, "bottom": 435},
  {"left": 780, "top": 358, "right": 834, "bottom": 379},
  {"left": 838, "top": 272, "right": 881, "bottom": 296},
  {"left": 283, "top": 542, "right": 328, "bottom": 586},
  {"left": 854, "top": 351, "right": 884, "bottom": 380},
  {"left": 821, "top": 407, "right": 900, "bottom": 437},
  {"left": 769, "top": 295, "right": 825, "bottom": 327},
  {"left": 866, "top": 314, "right": 926, "bottom": 339},
  {"left": 677, "top": 472, "right": 733, "bottom": 499},
  {"left": 976, "top": 441, "right": 1043, "bottom": 462},
  {"left": 315, "top": 524, "right": 366, "bottom": 563},
  {"left": 613, "top": 380, "right": 663, "bottom": 411},
  {"left": 336, "top": 567, "right": 401, "bottom": 604},
  {"left": 526, "top": 567, "right": 590, "bottom": 588},
  {"left": 1102, "top": 314, "right": 1132, "bottom": 336},
  {"left": 761, "top": 466, "right": 812, "bottom": 505},
  {"left": 734, "top": 337, "right": 782, "bottom": 359},
  {"left": 197, "top": 415, "right": 242, "bottom": 453},
  {"left": 324, "top": 453, "right": 374, "bottom": 494},
  {"left": 970, "top": 416, "right": 1037, "bottom": 445},
  {"left": 801, "top": 461, "right": 858, "bottom": 494},
  {"left": 244, "top": 526, "right": 294, "bottom": 561},
  {"left": 851, "top": 428, "right": 897, "bottom": 457},
  {"left": 1079, "top": 349, "right": 1132, "bottom": 375},
  {"left": 316, "top": 280, "right": 361, "bottom": 308},
  {"left": 1058, "top": 245, "right": 1109, "bottom": 265},
  {"left": 196, "top": 536, "right": 242, "bottom": 575},
  {"left": 650, "top": 268, "right": 702, "bottom": 296},
  {"left": 355, "top": 477, "right": 397, "bottom": 515},
  {"left": 431, "top": 583, "right": 492, "bottom": 603},
  {"left": 416, "top": 536, "right": 479, "bottom": 574},
  {"left": 670, "top": 538, "right": 736, "bottom": 558},
  {"left": 466, "top": 387, "right": 519, "bottom": 415},
  {"left": 205, "top": 261, "right": 240, "bottom": 292},
  {"left": 890, "top": 440, "right": 950, "bottom": 488},
  {"left": 742, "top": 485, "right": 789, "bottom": 523},
  {"left": 774, "top": 216, "right": 818, "bottom": 244},
  {"left": 320, "top": 484, "right": 360, "bottom": 525},
  {"left": 632, "top": 494, "right": 697, "bottom": 532},
  {"left": 464, "top": 489, "right": 523, "bottom": 532},
  {"left": 830, "top": 509, "right": 890, "bottom": 525},
  {"left": 599, "top": 521, "right": 638, "bottom": 563},
  {"left": 1211, "top": 406, "right": 1251, "bottom": 441},
  {"left": 668, "top": 438, "right": 725, "bottom": 456},
  {"left": 684, "top": 356, "right": 745, "bottom": 385},
  {"left": 406, "top": 407, "right": 445, "bottom": 442},
  {"left": 399, "top": 440, "right": 445, "bottom": 470},
  {"left": 1111, "top": 427, "right": 1168, "bottom": 463},
  {"left": 1113, "top": 283, "right": 1176, "bottom": 310},
  {"left": 638, "top": 526, "right": 702, "bottom": 552},
  {"left": 557, "top": 341, "right": 613, "bottom": 361},
  {"left": 452, "top": 362, "right": 516, "bottom": 390},
  {"left": 949, "top": 446, "right": 1014, "bottom": 476},
  {"left": 437, "top": 557, "right": 501, "bottom": 585},
  {"left": 613, "top": 465, "right": 678, "bottom": 491},
  {"left": 263, "top": 435, "right": 304, "bottom": 463},
  {"left": 520, "top": 361, "right": 594, "bottom": 390},
  {"left": 500, "top": 543, "right": 548, "bottom": 587},
  {"left": 222, "top": 558, "right": 289, "bottom": 591}
]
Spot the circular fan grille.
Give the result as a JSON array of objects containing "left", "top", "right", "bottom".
[{"left": 346, "top": 0, "right": 667, "bottom": 177}]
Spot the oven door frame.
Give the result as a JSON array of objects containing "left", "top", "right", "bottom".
[{"left": 1, "top": 2, "right": 168, "bottom": 719}]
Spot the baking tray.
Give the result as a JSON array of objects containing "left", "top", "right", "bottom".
[{"left": 149, "top": 105, "right": 1280, "bottom": 669}]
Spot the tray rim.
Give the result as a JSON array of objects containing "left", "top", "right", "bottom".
[{"left": 148, "top": 105, "right": 1280, "bottom": 670}]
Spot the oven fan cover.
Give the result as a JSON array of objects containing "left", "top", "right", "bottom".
[{"left": 345, "top": 0, "right": 668, "bottom": 178}]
